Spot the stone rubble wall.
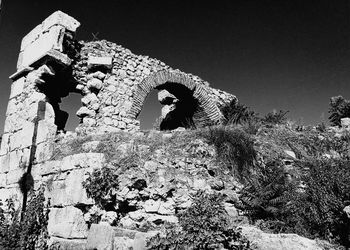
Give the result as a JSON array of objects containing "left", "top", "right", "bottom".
[
  {"left": 0, "top": 10, "right": 237, "bottom": 249},
  {"left": 73, "top": 40, "right": 237, "bottom": 134}
]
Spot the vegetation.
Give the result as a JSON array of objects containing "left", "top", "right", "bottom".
[
  {"left": 83, "top": 166, "right": 119, "bottom": 209},
  {"left": 329, "top": 95, "right": 350, "bottom": 126},
  {"left": 201, "top": 127, "right": 256, "bottom": 182},
  {"left": 147, "top": 192, "right": 251, "bottom": 250},
  {"left": 0, "top": 188, "right": 49, "bottom": 250}
]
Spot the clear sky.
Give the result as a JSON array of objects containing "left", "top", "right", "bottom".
[{"left": 1, "top": 0, "right": 350, "bottom": 131}]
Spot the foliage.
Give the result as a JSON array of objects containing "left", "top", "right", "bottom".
[
  {"left": 201, "top": 127, "right": 256, "bottom": 181},
  {"left": 83, "top": 167, "right": 119, "bottom": 209},
  {"left": 328, "top": 95, "right": 350, "bottom": 126},
  {"left": 262, "top": 110, "right": 289, "bottom": 125},
  {"left": 0, "top": 188, "right": 49, "bottom": 250},
  {"left": 238, "top": 158, "right": 350, "bottom": 247},
  {"left": 221, "top": 101, "right": 259, "bottom": 125},
  {"left": 147, "top": 192, "right": 251, "bottom": 250}
]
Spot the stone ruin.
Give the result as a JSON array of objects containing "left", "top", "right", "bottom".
[{"left": 0, "top": 11, "right": 237, "bottom": 249}]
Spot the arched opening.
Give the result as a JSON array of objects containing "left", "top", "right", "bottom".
[
  {"left": 129, "top": 70, "right": 223, "bottom": 131},
  {"left": 156, "top": 82, "right": 198, "bottom": 130},
  {"left": 138, "top": 90, "right": 162, "bottom": 130}
]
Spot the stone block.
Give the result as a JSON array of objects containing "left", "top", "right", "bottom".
[
  {"left": 6, "top": 98, "right": 18, "bottom": 116},
  {"left": 36, "top": 120, "right": 57, "bottom": 144},
  {"left": 20, "top": 25, "right": 65, "bottom": 69},
  {"left": 20, "top": 24, "right": 43, "bottom": 52},
  {"left": 87, "top": 56, "right": 113, "bottom": 69},
  {"left": 9, "top": 150, "right": 23, "bottom": 171},
  {"left": 0, "top": 154, "right": 10, "bottom": 173},
  {"left": 48, "top": 206, "right": 88, "bottom": 239},
  {"left": 35, "top": 142, "right": 54, "bottom": 163},
  {"left": 86, "top": 223, "right": 114, "bottom": 250},
  {"left": 4, "top": 114, "right": 24, "bottom": 133},
  {"left": 0, "top": 174, "right": 7, "bottom": 188},
  {"left": 341, "top": 117, "right": 350, "bottom": 129},
  {"left": 48, "top": 237, "right": 87, "bottom": 250},
  {"left": 46, "top": 169, "right": 94, "bottom": 207},
  {"left": 19, "top": 121, "right": 35, "bottom": 148},
  {"left": 61, "top": 153, "right": 105, "bottom": 172},
  {"left": 9, "top": 77, "right": 25, "bottom": 99},
  {"left": 0, "top": 133, "right": 10, "bottom": 156},
  {"left": 42, "top": 10, "right": 80, "bottom": 33},
  {"left": 6, "top": 168, "right": 26, "bottom": 185}
]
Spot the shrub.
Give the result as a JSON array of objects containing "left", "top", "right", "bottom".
[
  {"left": 201, "top": 127, "right": 256, "bottom": 181},
  {"left": 329, "top": 96, "right": 350, "bottom": 126},
  {"left": 83, "top": 167, "right": 119, "bottom": 209},
  {"left": 262, "top": 110, "right": 289, "bottom": 125},
  {"left": 147, "top": 192, "right": 251, "bottom": 250},
  {"left": 221, "top": 101, "right": 258, "bottom": 125},
  {"left": 239, "top": 158, "right": 350, "bottom": 247},
  {"left": 0, "top": 188, "right": 49, "bottom": 250}
]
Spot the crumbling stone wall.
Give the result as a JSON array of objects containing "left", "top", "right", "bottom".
[
  {"left": 0, "top": 10, "right": 237, "bottom": 249},
  {"left": 73, "top": 40, "right": 236, "bottom": 134}
]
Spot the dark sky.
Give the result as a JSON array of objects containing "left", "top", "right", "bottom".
[{"left": 1, "top": 0, "right": 350, "bottom": 131}]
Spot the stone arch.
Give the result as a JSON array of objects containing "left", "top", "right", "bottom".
[{"left": 129, "top": 70, "right": 223, "bottom": 129}]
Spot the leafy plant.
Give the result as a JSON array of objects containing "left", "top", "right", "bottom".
[
  {"left": 83, "top": 167, "right": 119, "bottom": 209},
  {"left": 221, "top": 101, "right": 259, "bottom": 125},
  {"left": 238, "top": 157, "right": 350, "bottom": 247},
  {"left": 147, "top": 192, "right": 251, "bottom": 249},
  {"left": 201, "top": 127, "right": 256, "bottom": 181},
  {"left": 0, "top": 188, "right": 49, "bottom": 250},
  {"left": 262, "top": 110, "right": 289, "bottom": 125}
]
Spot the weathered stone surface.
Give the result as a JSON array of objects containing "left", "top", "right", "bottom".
[
  {"left": 42, "top": 10, "right": 80, "bottom": 32},
  {"left": 341, "top": 117, "right": 350, "bottom": 129},
  {"left": 9, "top": 77, "right": 25, "bottom": 99},
  {"left": 46, "top": 169, "right": 94, "bottom": 206},
  {"left": 87, "top": 78, "right": 103, "bottom": 90},
  {"left": 48, "top": 206, "right": 88, "bottom": 239},
  {"left": 36, "top": 120, "right": 57, "bottom": 144},
  {"left": 77, "top": 107, "right": 96, "bottom": 118},
  {"left": 241, "top": 226, "right": 323, "bottom": 250},
  {"left": 48, "top": 237, "right": 87, "bottom": 250},
  {"left": 158, "top": 89, "right": 177, "bottom": 105},
  {"left": 87, "top": 56, "right": 113, "bottom": 69},
  {"left": 86, "top": 223, "right": 114, "bottom": 250},
  {"left": 20, "top": 25, "right": 65, "bottom": 68},
  {"left": 60, "top": 153, "right": 105, "bottom": 171}
]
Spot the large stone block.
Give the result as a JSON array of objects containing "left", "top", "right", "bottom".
[
  {"left": 86, "top": 223, "right": 114, "bottom": 250},
  {"left": 9, "top": 77, "right": 25, "bottom": 99},
  {"left": 20, "top": 11, "right": 80, "bottom": 52},
  {"left": 0, "top": 154, "right": 10, "bottom": 174},
  {"left": 61, "top": 153, "right": 105, "bottom": 172},
  {"left": 5, "top": 98, "right": 18, "bottom": 116},
  {"left": 87, "top": 56, "right": 113, "bottom": 69},
  {"left": 0, "top": 133, "right": 10, "bottom": 156},
  {"left": 20, "top": 25, "right": 65, "bottom": 69},
  {"left": 35, "top": 141, "right": 54, "bottom": 163},
  {"left": 42, "top": 10, "right": 80, "bottom": 33},
  {"left": 48, "top": 237, "right": 87, "bottom": 250},
  {"left": 36, "top": 120, "right": 57, "bottom": 144},
  {"left": 46, "top": 169, "right": 94, "bottom": 207},
  {"left": 6, "top": 168, "right": 26, "bottom": 185},
  {"left": 0, "top": 174, "right": 7, "bottom": 188},
  {"left": 9, "top": 150, "right": 23, "bottom": 171},
  {"left": 48, "top": 206, "right": 88, "bottom": 239}
]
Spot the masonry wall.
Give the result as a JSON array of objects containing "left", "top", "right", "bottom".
[{"left": 0, "top": 10, "right": 238, "bottom": 249}]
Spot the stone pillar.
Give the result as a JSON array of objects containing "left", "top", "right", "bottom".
[{"left": 0, "top": 11, "right": 80, "bottom": 210}]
